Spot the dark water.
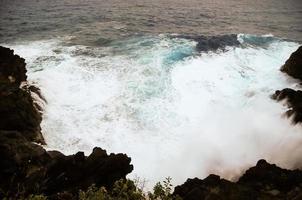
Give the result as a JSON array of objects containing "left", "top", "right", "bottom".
[{"left": 1, "top": 0, "right": 302, "bottom": 45}]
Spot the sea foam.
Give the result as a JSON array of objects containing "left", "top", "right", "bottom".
[{"left": 5, "top": 34, "right": 302, "bottom": 189}]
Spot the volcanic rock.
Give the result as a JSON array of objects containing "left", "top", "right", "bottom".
[
  {"left": 0, "top": 46, "right": 43, "bottom": 143},
  {"left": 174, "top": 160, "right": 302, "bottom": 200},
  {"left": 281, "top": 46, "right": 302, "bottom": 80},
  {"left": 272, "top": 88, "right": 302, "bottom": 123}
]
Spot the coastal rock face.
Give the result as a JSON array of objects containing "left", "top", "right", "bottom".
[
  {"left": 0, "top": 46, "right": 27, "bottom": 86},
  {"left": 0, "top": 46, "right": 43, "bottom": 142},
  {"left": 174, "top": 160, "right": 302, "bottom": 200},
  {"left": 273, "top": 46, "right": 302, "bottom": 123},
  {"left": 281, "top": 46, "right": 302, "bottom": 80},
  {"left": 0, "top": 46, "right": 133, "bottom": 198}
]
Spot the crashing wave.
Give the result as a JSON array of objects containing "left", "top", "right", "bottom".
[{"left": 3, "top": 34, "right": 302, "bottom": 189}]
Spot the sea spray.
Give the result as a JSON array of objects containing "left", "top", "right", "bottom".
[{"left": 4, "top": 34, "right": 302, "bottom": 189}]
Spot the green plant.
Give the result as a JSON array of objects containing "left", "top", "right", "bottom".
[
  {"left": 148, "top": 177, "right": 181, "bottom": 200},
  {"left": 79, "top": 185, "right": 109, "bottom": 200},
  {"left": 79, "top": 180, "right": 145, "bottom": 200},
  {"left": 5, "top": 177, "right": 182, "bottom": 200}
]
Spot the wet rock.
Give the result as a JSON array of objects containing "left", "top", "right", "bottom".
[
  {"left": 0, "top": 46, "right": 27, "bottom": 87},
  {"left": 174, "top": 160, "right": 302, "bottom": 200},
  {"left": 0, "top": 46, "right": 43, "bottom": 143},
  {"left": 281, "top": 46, "right": 302, "bottom": 80},
  {"left": 274, "top": 46, "right": 302, "bottom": 123},
  {"left": 174, "top": 34, "right": 240, "bottom": 52},
  {"left": 272, "top": 88, "right": 302, "bottom": 123}
]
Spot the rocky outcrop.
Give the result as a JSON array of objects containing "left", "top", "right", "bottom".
[
  {"left": 173, "top": 34, "right": 240, "bottom": 52},
  {"left": 272, "top": 88, "right": 302, "bottom": 123},
  {"left": 281, "top": 46, "right": 302, "bottom": 80},
  {"left": 0, "top": 46, "right": 133, "bottom": 199},
  {"left": 273, "top": 46, "right": 302, "bottom": 123},
  {"left": 0, "top": 46, "right": 43, "bottom": 143},
  {"left": 0, "top": 46, "right": 27, "bottom": 87},
  {"left": 0, "top": 130, "right": 133, "bottom": 198},
  {"left": 174, "top": 160, "right": 302, "bottom": 200}
]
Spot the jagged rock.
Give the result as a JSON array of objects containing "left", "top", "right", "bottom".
[
  {"left": 272, "top": 88, "right": 302, "bottom": 123},
  {"left": 44, "top": 147, "right": 133, "bottom": 195},
  {"left": 0, "top": 86, "right": 44, "bottom": 142},
  {"left": 281, "top": 46, "right": 302, "bottom": 80},
  {"left": 0, "top": 46, "right": 43, "bottom": 143},
  {"left": 274, "top": 46, "right": 302, "bottom": 123},
  {"left": 174, "top": 160, "right": 302, "bottom": 200},
  {"left": 0, "top": 130, "right": 133, "bottom": 198},
  {"left": 0, "top": 46, "right": 27, "bottom": 87},
  {"left": 238, "top": 159, "right": 302, "bottom": 193}
]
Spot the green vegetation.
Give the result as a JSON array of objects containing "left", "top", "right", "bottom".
[
  {"left": 4, "top": 177, "right": 182, "bottom": 200},
  {"left": 148, "top": 177, "right": 181, "bottom": 200},
  {"left": 79, "top": 177, "right": 182, "bottom": 200}
]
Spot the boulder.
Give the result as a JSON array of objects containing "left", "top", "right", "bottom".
[{"left": 281, "top": 46, "right": 302, "bottom": 80}]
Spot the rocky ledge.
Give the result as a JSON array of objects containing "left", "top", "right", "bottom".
[{"left": 0, "top": 46, "right": 133, "bottom": 199}]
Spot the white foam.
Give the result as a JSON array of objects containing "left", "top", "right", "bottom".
[{"left": 5, "top": 36, "right": 302, "bottom": 189}]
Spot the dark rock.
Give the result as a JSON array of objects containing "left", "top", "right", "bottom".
[
  {"left": 0, "top": 130, "right": 133, "bottom": 198},
  {"left": 44, "top": 147, "right": 133, "bottom": 196},
  {"left": 0, "top": 86, "right": 43, "bottom": 142},
  {"left": 239, "top": 159, "right": 302, "bottom": 193},
  {"left": 174, "top": 34, "right": 240, "bottom": 52},
  {"left": 0, "top": 46, "right": 43, "bottom": 143},
  {"left": 174, "top": 160, "right": 302, "bottom": 200},
  {"left": 0, "top": 46, "right": 27, "bottom": 87},
  {"left": 273, "top": 46, "right": 302, "bottom": 123},
  {"left": 28, "top": 84, "right": 47, "bottom": 103},
  {"left": 0, "top": 130, "right": 50, "bottom": 197},
  {"left": 272, "top": 88, "right": 302, "bottom": 123},
  {"left": 281, "top": 46, "right": 302, "bottom": 80}
]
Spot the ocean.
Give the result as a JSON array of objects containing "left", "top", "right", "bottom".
[{"left": 1, "top": 0, "right": 302, "bottom": 189}]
